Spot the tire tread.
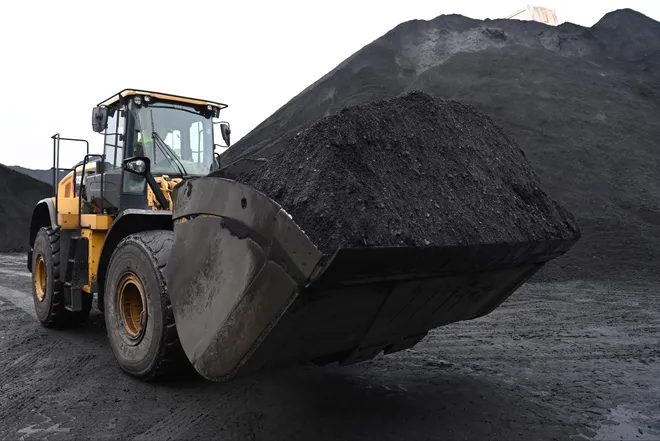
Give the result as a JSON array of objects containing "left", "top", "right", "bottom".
[{"left": 110, "top": 230, "right": 191, "bottom": 381}]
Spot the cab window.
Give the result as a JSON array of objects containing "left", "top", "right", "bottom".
[{"left": 104, "top": 108, "right": 125, "bottom": 168}]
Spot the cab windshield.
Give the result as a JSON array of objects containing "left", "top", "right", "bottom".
[{"left": 131, "top": 102, "right": 214, "bottom": 176}]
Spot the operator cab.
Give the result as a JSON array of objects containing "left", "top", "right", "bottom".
[{"left": 84, "top": 89, "right": 230, "bottom": 213}]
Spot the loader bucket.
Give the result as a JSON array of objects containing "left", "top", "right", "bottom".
[{"left": 166, "top": 177, "right": 577, "bottom": 382}]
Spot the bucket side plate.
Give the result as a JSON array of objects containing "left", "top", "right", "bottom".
[{"left": 167, "top": 178, "right": 322, "bottom": 381}]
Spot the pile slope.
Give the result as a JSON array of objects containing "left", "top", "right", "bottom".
[
  {"left": 223, "top": 9, "right": 660, "bottom": 281},
  {"left": 0, "top": 164, "right": 52, "bottom": 252},
  {"left": 234, "top": 91, "right": 579, "bottom": 254},
  {"left": 9, "top": 166, "right": 67, "bottom": 185}
]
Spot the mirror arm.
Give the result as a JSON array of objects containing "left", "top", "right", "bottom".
[{"left": 144, "top": 172, "right": 169, "bottom": 209}]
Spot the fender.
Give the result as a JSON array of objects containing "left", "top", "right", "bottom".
[
  {"left": 27, "top": 198, "right": 58, "bottom": 271},
  {"left": 95, "top": 209, "right": 173, "bottom": 311}
]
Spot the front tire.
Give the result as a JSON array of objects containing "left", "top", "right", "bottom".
[{"left": 104, "top": 230, "right": 190, "bottom": 380}]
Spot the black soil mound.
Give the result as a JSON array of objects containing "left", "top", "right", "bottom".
[
  {"left": 9, "top": 166, "right": 67, "bottom": 185},
  {"left": 0, "top": 165, "right": 52, "bottom": 252},
  {"left": 223, "top": 9, "right": 660, "bottom": 281},
  {"left": 234, "top": 92, "right": 579, "bottom": 254}
]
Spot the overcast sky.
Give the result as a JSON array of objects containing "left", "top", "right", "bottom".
[{"left": 1, "top": 0, "right": 658, "bottom": 169}]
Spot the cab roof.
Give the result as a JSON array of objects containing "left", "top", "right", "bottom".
[{"left": 98, "top": 89, "right": 228, "bottom": 110}]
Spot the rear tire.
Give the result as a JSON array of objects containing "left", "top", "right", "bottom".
[
  {"left": 32, "top": 227, "right": 92, "bottom": 327},
  {"left": 32, "top": 227, "right": 66, "bottom": 327},
  {"left": 104, "top": 230, "right": 191, "bottom": 380}
]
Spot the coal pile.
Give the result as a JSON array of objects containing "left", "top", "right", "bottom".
[
  {"left": 223, "top": 9, "right": 660, "bottom": 281},
  {"left": 0, "top": 165, "right": 52, "bottom": 252},
  {"left": 233, "top": 92, "right": 579, "bottom": 254},
  {"left": 9, "top": 166, "right": 67, "bottom": 185}
]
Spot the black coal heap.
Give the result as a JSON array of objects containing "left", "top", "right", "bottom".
[{"left": 234, "top": 92, "right": 579, "bottom": 254}]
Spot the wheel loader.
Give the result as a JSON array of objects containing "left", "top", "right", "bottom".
[{"left": 28, "top": 89, "right": 577, "bottom": 382}]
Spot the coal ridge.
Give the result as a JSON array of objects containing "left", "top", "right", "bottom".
[
  {"left": 9, "top": 166, "right": 68, "bottom": 185},
  {"left": 0, "top": 164, "right": 52, "bottom": 252},
  {"left": 233, "top": 92, "right": 578, "bottom": 255}
]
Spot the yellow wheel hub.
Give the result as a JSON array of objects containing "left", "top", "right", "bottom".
[
  {"left": 34, "top": 255, "right": 47, "bottom": 302},
  {"left": 117, "top": 273, "right": 146, "bottom": 337}
]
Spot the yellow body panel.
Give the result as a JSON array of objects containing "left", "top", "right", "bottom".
[
  {"left": 81, "top": 214, "right": 113, "bottom": 230},
  {"left": 58, "top": 190, "right": 80, "bottom": 227},
  {"left": 81, "top": 228, "right": 107, "bottom": 284},
  {"left": 57, "top": 173, "right": 79, "bottom": 229},
  {"left": 58, "top": 213, "right": 79, "bottom": 229},
  {"left": 51, "top": 190, "right": 79, "bottom": 229}
]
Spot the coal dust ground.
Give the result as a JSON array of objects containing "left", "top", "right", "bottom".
[{"left": 1, "top": 253, "right": 658, "bottom": 441}]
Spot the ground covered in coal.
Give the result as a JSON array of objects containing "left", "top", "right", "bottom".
[
  {"left": 223, "top": 8, "right": 660, "bottom": 282},
  {"left": 0, "top": 165, "right": 51, "bottom": 252},
  {"left": 1, "top": 253, "right": 658, "bottom": 440},
  {"left": 233, "top": 92, "right": 578, "bottom": 254}
]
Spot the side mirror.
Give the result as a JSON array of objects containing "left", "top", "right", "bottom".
[
  {"left": 220, "top": 122, "right": 231, "bottom": 147},
  {"left": 91, "top": 107, "right": 108, "bottom": 133},
  {"left": 122, "top": 156, "right": 150, "bottom": 175}
]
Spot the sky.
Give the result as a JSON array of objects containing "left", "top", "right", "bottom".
[{"left": 1, "top": 0, "right": 659, "bottom": 169}]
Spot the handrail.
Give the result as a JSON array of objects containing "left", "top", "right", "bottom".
[{"left": 50, "top": 133, "right": 91, "bottom": 227}]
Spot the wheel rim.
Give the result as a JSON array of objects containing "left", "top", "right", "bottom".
[
  {"left": 34, "top": 255, "right": 47, "bottom": 302},
  {"left": 117, "top": 273, "right": 146, "bottom": 338}
]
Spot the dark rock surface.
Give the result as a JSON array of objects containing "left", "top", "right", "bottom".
[
  {"left": 222, "top": 8, "right": 660, "bottom": 281},
  {"left": 0, "top": 165, "right": 52, "bottom": 252},
  {"left": 233, "top": 92, "right": 578, "bottom": 254}
]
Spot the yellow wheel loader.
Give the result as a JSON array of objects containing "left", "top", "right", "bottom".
[
  {"left": 28, "top": 89, "right": 576, "bottom": 382},
  {"left": 28, "top": 89, "right": 230, "bottom": 379}
]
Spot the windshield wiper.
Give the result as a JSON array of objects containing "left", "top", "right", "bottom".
[{"left": 153, "top": 132, "right": 188, "bottom": 176}]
